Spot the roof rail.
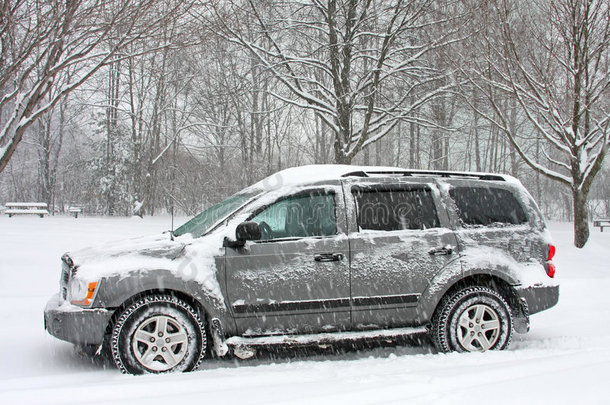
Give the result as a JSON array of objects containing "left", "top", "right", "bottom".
[{"left": 341, "top": 170, "right": 506, "bottom": 181}]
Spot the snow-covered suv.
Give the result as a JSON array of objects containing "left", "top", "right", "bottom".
[{"left": 44, "top": 165, "right": 559, "bottom": 374}]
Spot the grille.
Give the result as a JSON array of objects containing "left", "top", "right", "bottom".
[{"left": 60, "top": 255, "right": 74, "bottom": 301}]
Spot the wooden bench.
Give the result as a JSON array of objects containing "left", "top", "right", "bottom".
[
  {"left": 5, "top": 202, "right": 49, "bottom": 218},
  {"left": 593, "top": 218, "right": 610, "bottom": 232},
  {"left": 68, "top": 206, "right": 83, "bottom": 218}
]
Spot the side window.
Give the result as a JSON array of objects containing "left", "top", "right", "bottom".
[
  {"left": 250, "top": 192, "right": 337, "bottom": 240},
  {"left": 353, "top": 187, "right": 440, "bottom": 231},
  {"left": 449, "top": 187, "right": 528, "bottom": 226}
]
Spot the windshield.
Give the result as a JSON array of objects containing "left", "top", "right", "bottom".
[{"left": 173, "top": 190, "right": 260, "bottom": 237}]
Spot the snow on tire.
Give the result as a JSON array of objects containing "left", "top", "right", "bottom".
[
  {"left": 111, "top": 294, "right": 207, "bottom": 374},
  {"left": 431, "top": 286, "right": 513, "bottom": 353}
]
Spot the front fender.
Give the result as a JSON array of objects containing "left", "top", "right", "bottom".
[{"left": 93, "top": 269, "right": 228, "bottom": 325}]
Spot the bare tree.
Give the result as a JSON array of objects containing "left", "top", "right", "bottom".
[
  {"left": 212, "top": 0, "right": 460, "bottom": 164},
  {"left": 0, "top": 0, "right": 189, "bottom": 174},
  {"left": 35, "top": 95, "right": 67, "bottom": 212},
  {"left": 463, "top": 0, "right": 610, "bottom": 247}
]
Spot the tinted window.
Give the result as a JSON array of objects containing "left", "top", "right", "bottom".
[
  {"left": 353, "top": 187, "right": 440, "bottom": 231},
  {"left": 449, "top": 187, "right": 527, "bottom": 226},
  {"left": 251, "top": 192, "right": 336, "bottom": 239}
]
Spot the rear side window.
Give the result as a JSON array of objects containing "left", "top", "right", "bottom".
[
  {"left": 353, "top": 187, "right": 440, "bottom": 231},
  {"left": 449, "top": 187, "right": 527, "bottom": 226}
]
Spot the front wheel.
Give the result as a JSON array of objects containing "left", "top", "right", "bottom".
[
  {"left": 431, "top": 286, "right": 513, "bottom": 353},
  {"left": 111, "top": 294, "right": 207, "bottom": 374}
]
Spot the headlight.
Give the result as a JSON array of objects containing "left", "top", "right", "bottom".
[{"left": 69, "top": 279, "right": 99, "bottom": 306}]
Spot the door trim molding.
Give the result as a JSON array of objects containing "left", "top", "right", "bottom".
[
  {"left": 232, "top": 297, "right": 350, "bottom": 314},
  {"left": 232, "top": 293, "right": 420, "bottom": 315},
  {"left": 352, "top": 293, "right": 420, "bottom": 307}
]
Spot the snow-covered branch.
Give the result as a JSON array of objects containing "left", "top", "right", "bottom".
[
  {"left": 212, "top": 0, "right": 458, "bottom": 163},
  {"left": 0, "top": 0, "right": 192, "bottom": 174}
]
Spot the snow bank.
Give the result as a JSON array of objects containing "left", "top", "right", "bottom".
[{"left": 0, "top": 217, "right": 609, "bottom": 404}]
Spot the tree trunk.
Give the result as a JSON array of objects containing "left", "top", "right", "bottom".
[
  {"left": 573, "top": 187, "right": 590, "bottom": 248},
  {"left": 375, "top": 139, "right": 381, "bottom": 166},
  {"left": 432, "top": 128, "right": 444, "bottom": 170},
  {"left": 395, "top": 121, "right": 402, "bottom": 167},
  {"left": 409, "top": 121, "right": 416, "bottom": 168},
  {"left": 472, "top": 89, "right": 482, "bottom": 172},
  {"left": 333, "top": 136, "right": 352, "bottom": 164},
  {"left": 105, "top": 60, "right": 120, "bottom": 215}
]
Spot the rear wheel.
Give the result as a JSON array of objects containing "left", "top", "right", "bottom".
[
  {"left": 111, "top": 294, "right": 206, "bottom": 374},
  {"left": 431, "top": 286, "right": 513, "bottom": 353}
]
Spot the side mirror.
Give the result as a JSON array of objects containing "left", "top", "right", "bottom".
[
  {"left": 223, "top": 222, "right": 261, "bottom": 248},
  {"left": 236, "top": 221, "right": 261, "bottom": 242}
]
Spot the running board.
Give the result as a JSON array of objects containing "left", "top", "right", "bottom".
[{"left": 225, "top": 326, "right": 428, "bottom": 359}]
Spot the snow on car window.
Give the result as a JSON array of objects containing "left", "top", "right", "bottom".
[
  {"left": 449, "top": 186, "right": 528, "bottom": 227},
  {"left": 353, "top": 186, "right": 440, "bottom": 231}
]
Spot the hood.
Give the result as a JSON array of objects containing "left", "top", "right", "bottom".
[
  {"left": 67, "top": 233, "right": 187, "bottom": 267},
  {"left": 65, "top": 231, "right": 227, "bottom": 309}
]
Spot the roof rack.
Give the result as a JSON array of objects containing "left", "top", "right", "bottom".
[{"left": 341, "top": 170, "right": 506, "bottom": 181}]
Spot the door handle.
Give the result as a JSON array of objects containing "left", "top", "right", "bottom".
[
  {"left": 314, "top": 253, "right": 344, "bottom": 262},
  {"left": 428, "top": 246, "right": 454, "bottom": 256}
]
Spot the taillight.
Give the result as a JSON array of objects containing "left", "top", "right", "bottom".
[
  {"left": 547, "top": 262, "right": 556, "bottom": 278},
  {"left": 546, "top": 244, "right": 556, "bottom": 278}
]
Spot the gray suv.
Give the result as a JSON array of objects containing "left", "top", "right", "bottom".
[{"left": 44, "top": 165, "right": 559, "bottom": 374}]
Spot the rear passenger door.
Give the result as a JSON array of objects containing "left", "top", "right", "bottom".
[{"left": 346, "top": 182, "right": 460, "bottom": 328}]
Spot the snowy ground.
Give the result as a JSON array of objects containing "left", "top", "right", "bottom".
[{"left": 0, "top": 216, "right": 609, "bottom": 404}]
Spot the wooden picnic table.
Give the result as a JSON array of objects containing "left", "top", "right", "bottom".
[
  {"left": 593, "top": 218, "right": 610, "bottom": 232},
  {"left": 5, "top": 202, "right": 49, "bottom": 218}
]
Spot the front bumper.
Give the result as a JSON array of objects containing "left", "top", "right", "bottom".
[{"left": 44, "top": 293, "right": 114, "bottom": 346}]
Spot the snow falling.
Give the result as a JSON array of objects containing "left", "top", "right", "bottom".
[{"left": 1, "top": 216, "right": 609, "bottom": 403}]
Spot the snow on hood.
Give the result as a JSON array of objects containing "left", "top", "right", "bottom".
[
  {"left": 66, "top": 232, "right": 227, "bottom": 307},
  {"left": 67, "top": 233, "right": 185, "bottom": 264}
]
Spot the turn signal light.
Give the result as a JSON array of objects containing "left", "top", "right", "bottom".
[{"left": 71, "top": 282, "right": 98, "bottom": 306}]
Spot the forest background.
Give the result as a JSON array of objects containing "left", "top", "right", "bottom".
[{"left": 1, "top": 0, "right": 608, "bottom": 247}]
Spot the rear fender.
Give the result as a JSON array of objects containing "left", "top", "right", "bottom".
[{"left": 416, "top": 249, "right": 523, "bottom": 324}]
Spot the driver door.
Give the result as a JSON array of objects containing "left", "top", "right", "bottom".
[{"left": 224, "top": 187, "right": 351, "bottom": 336}]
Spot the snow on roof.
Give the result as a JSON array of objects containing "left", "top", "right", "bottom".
[
  {"left": 247, "top": 164, "right": 403, "bottom": 191},
  {"left": 247, "top": 164, "right": 515, "bottom": 192}
]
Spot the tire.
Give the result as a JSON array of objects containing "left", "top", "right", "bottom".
[
  {"left": 111, "top": 294, "right": 207, "bottom": 374},
  {"left": 431, "top": 286, "right": 513, "bottom": 353}
]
